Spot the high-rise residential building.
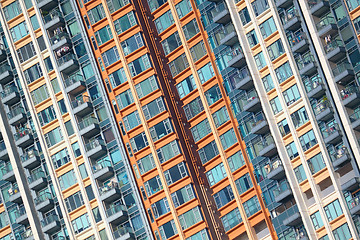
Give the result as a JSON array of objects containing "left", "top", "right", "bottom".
[{"left": 1, "top": 0, "right": 360, "bottom": 239}]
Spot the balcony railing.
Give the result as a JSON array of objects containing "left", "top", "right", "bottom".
[
  {"left": 273, "top": 180, "right": 291, "bottom": 197},
  {"left": 0, "top": 141, "right": 6, "bottom": 152},
  {"left": 249, "top": 112, "right": 266, "bottom": 128},
  {"left": 303, "top": 75, "right": 322, "bottom": 93},
  {"left": 85, "top": 139, "right": 105, "bottom": 152},
  {"left": 34, "top": 192, "right": 53, "bottom": 205},
  {"left": 340, "top": 85, "right": 360, "bottom": 100},
  {"left": 78, "top": 116, "right": 98, "bottom": 130},
  {"left": 265, "top": 157, "right": 282, "bottom": 174},
  {"left": 14, "top": 128, "right": 32, "bottom": 141},
  {"left": 210, "top": 2, "right": 227, "bottom": 18},
  {"left": 50, "top": 31, "right": 69, "bottom": 45},
  {"left": 71, "top": 95, "right": 91, "bottom": 109},
  {"left": 99, "top": 182, "right": 120, "bottom": 195},
  {"left": 16, "top": 205, "right": 26, "bottom": 218},
  {"left": 57, "top": 53, "right": 76, "bottom": 66},
  {"left": 0, "top": 161, "right": 13, "bottom": 175},
  {"left": 295, "top": 52, "right": 315, "bottom": 69},
  {"left": 0, "top": 63, "right": 11, "bottom": 74},
  {"left": 8, "top": 183, "right": 19, "bottom": 196},
  {"left": 313, "top": 100, "right": 331, "bottom": 115},
  {"left": 280, "top": 7, "right": 298, "bottom": 24},
  {"left": 350, "top": 110, "right": 360, "bottom": 123},
  {"left": 41, "top": 214, "right": 59, "bottom": 227},
  {"left": 43, "top": 9, "right": 62, "bottom": 24},
  {"left": 239, "top": 89, "right": 258, "bottom": 107},
  {"left": 1, "top": 85, "right": 18, "bottom": 98},
  {"left": 106, "top": 204, "right": 127, "bottom": 217},
  {"left": 64, "top": 74, "right": 83, "bottom": 88},
  {"left": 316, "top": 16, "right": 335, "bottom": 31},
  {"left": 328, "top": 143, "right": 348, "bottom": 162},
  {"left": 324, "top": 39, "right": 344, "bottom": 53},
  {"left": 332, "top": 62, "right": 352, "bottom": 77},
  {"left": 21, "top": 150, "right": 39, "bottom": 163},
  {"left": 288, "top": 29, "right": 306, "bottom": 47},
  {"left": 113, "top": 227, "right": 134, "bottom": 239},
  {"left": 28, "top": 170, "right": 46, "bottom": 184},
  {"left": 254, "top": 134, "right": 274, "bottom": 151},
  {"left": 20, "top": 229, "right": 33, "bottom": 239},
  {"left": 92, "top": 159, "right": 112, "bottom": 173},
  {"left": 321, "top": 121, "right": 339, "bottom": 139},
  {"left": 8, "top": 106, "right": 25, "bottom": 119},
  {"left": 348, "top": 195, "right": 360, "bottom": 210}
]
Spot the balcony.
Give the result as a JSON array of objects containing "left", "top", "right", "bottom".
[
  {"left": 296, "top": 53, "right": 317, "bottom": 76},
  {"left": 100, "top": 182, "right": 121, "bottom": 202},
  {"left": 212, "top": 3, "right": 230, "bottom": 24},
  {"left": 333, "top": 62, "right": 354, "bottom": 85},
  {"left": 288, "top": 30, "right": 308, "bottom": 53},
  {"left": 85, "top": 139, "right": 107, "bottom": 159},
  {"left": 234, "top": 68, "right": 253, "bottom": 90},
  {"left": 8, "top": 107, "right": 27, "bottom": 126},
  {"left": 258, "top": 135, "right": 277, "bottom": 157},
  {"left": 219, "top": 24, "right": 238, "bottom": 46},
  {"left": 275, "top": 0, "right": 293, "bottom": 8},
  {"left": 20, "top": 229, "right": 34, "bottom": 240},
  {"left": 341, "top": 177, "right": 360, "bottom": 192},
  {"left": 266, "top": 158, "right": 285, "bottom": 180},
  {"left": 37, "top": 0, "right": 58, "bottom": 11},
  {"left": 106, "top": 205, "right": 128, "bottom": 224},
  {"left": 78, "top": 117, "right": 100, "bottom": 138},
  {"left": 321, "top": 122, "right": 342, "bottom": 145},
  {"left": 308, "top": 0, "right": 330, "bottom": 17},
  {"left": 316, "top": 16, "right": 338, "bottom": 37},
  {"left": 93, "top": 160, "right": 114, "bottom": 181},
  {"left": 1, "top": 162, "right": 15, "bottom": 182},
  {"left": 14, "top": 129, "right": 34, "bottom": 148},
  {"left": 350, "top": 111, "right": 360, "bottom": 131},
  {"left": 21, "top": 150, "right": 41, "bottom": 169},
  {"left": 15, "top": 206, "right": 28, "bottom": 225},
  {"left": 341, "top": 86, "right": 360, "bottom": 109},
  {"left": 35, "top": 192, "right": 54, "bottom": 212},
  {"left": 329, "top": 144, "right": 350, "bottom": 168},
  {"left": 71, "top": 96, "right": 93, "bottom": 117},
  {"left": 227, "top": 50, "right": 246, "bottom": 69},
  {"left": 43, "top": 9, "right": 65, "bottom": 31},
  {"left": 0, "top": 141, "right": 8, "bottom": 160},
  {"left": 8, "top": 185, "right": 22, "bottom": 203},
  {"left": 0, "top": 64, "right": 13, "bottom": 85},
  {"left": 113, "top": 227, "right": 135, "bottom": 240},
  {"left": 303, "top": 75, "right": 325, "bottom": 99},
  {"left": 274, "top": 181, "right": 293, "bottom": 202},
  {"left": 313, "top": 101, "right": 333, "bottom": 122},
  {"left": 324, "top": 40, "right": 346, "bottom": 62},
  {"left": 0, "top": 44, "right": 6, "bottom": 62},
  {"left": 1, "top": 85, "right": 20, "bottom": 106},
  {"left": 50, "top": 32, "right": 71, "bottom": 51},
  {"left": 282, "top": 8, "right": 300, "bottom": 31},
  {"left": 283, "top": 212, "right": 302, "bottom": 226},
  {"left": 28, "top": 170, "right": 47, "bottom": 190},
  {"left": 41, "top": 215, "right": 61, "bottom": 234},
  {"left": 250, "top": 112, "right": 269, "bottom": 135},
  {"left": 57, "top": 53, "right": 79, "bottom": 74},
  {"left": 240, "top": 90, "right": 261, "bottom": 112},
  {"left": 64, "top": 74, "right": 86, "bottom": 95},
  {"left": 348, "top": 196, "right": 360, "bottom": 215}
]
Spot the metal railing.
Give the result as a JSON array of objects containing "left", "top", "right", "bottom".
[
  {"left": 324, "top": 39, "right": 344, "bottom": 53},
  {"left": 295, "top": 52, "right": 315, "bottom": 69},
  {"left": 71, "top": 95, "right": 91, "bottom": 109},
  {"left": 40, "top": 214, "right": 59, "bottom": 227},
  {"left": 288, "top": 29, "right": 306, "bottom": 47},
  {"left": 92, "top": 159, "right": 112, "bottom": 173},
  {"left": 265, "top": 157, "right": 283, "bottom": 174},
  {"left": 57, "top": 53, "right": 76, "bottom": 66},
  {"left": 316, "top": 16, "right": 335, "bottom": 31},
  {"left": 273, "top": 180, "right": 291, "bottom": 197},
  {"left": 0, "top": 141, "right": 6, "bottom": 152},
  {"left": 1, "top": 85, "right": 18, "bottom": 98},
  {"left": 50, "top": 31, "right": 69, "bottom": 45},
  {"left": 210, "top": 2, "right": 227, "bottom": 18},
  {"left": 43, "top": 9, "right": 62, "bottom": 24},
  {"left": 85, "top": 139, "right": 105, "bottom": 152},
  {"left": 34, "top": 192, "right": 53, "bottom": 205},
  {"left": 321, "top": 121, "right": 339, "bottom": 139},
  {"left": 303, "top": 75, "right": 322, "bottom": 93},
  {"left": 8, "top": 106, "right": 25, "bottom": 119},
  {"left": 328, "top": 143, "right": 348, "bottom": 162},
  {"left": 78, "top": 116, "right": 98, "bottom": 130},
  {"left": 340, "top": 85, "right": 360, "bottom": 100},
  {"left": 332, "top": 62, "right": 352, "bottom": 77},
  {"left": 280, "top": 7, "right": 298, "bottom": 24},
  {"left": 0, "top": 63, "right": 11, "bottom": 74},
  {"left": 113, "top": 227, "right": 133, "bottom": 239},
  {"left": 28, "top": 170, "right": 46, "bottom": 184},
  {"left": 21, "top": 150, "right": 39, "bottom": 162},
  {"left": 99, "top": 182, "right": 120, "bottom": 195},
  {"left": 348, "top": 195, "right": 360, "bottom": 210},
  {"left": 312, "top": 100, "right": 331, "bottom": 115},
  {"left": 106, "top": 204, "right": 127, "bottom": 217},
  {"left": 14, "top": 128, "right": 32, "bottom": 141},
  {"left": 0, "top": 161, "right": 13, "bottom": 175},
  {"left": 64, "top": 74, "right": 83, "bottom": 88}
]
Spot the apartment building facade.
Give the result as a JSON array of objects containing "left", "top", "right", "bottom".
[{"left": 1, "top": 0, "right": 360, "bottom": 240}]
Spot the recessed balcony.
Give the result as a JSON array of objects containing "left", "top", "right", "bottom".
[
  {"left": 71, "top": 96, "right": 93, "bottom": 117},
  {"left": 283, "top": 212, "right": 302, "bottom": 226},
  {"left": 333, "top": 62, "right": 354, "bottom": 85},
  {"left": 37, "top": 0, "right": 58, "bottom": 11},
  {"left": 274, "top": 181, "right": 293, "bottom": 203},
  {"left": 106, "top": 205, "right": 128, "bottom": 225},
  {"left": 15, "top": 206, "right": 28, "bottom": 225},
  {"left": 240, "top": 90, "right": 261, "bottom": 112},
  {"left": 41, "top": 215, "right": 61, "bottom": 234},
  {"left": 321, "top": 123, "right": 342, "bottom": 145},
  {"left": 64, "top": 74, "right": 86, "bottom": 95},
  {"left": 289, "top": 31, "right": 309, "bottom": 53},
  {"left": 309, "top": 0, "right": 330, "bottom": 17},
  {"left": 212, "top": 3, "right": 230, "bottom": 24},
  {"left": 21, "top": 150, "right": 41, "bottom": 169},
  {"left": 296, "top": 53, "right": 317, "bottom": 76},
  {"left": 44, "top": 10, "right": 65, "bottom": 31},
  {"left": 330, "top": 145, "right": 350, "bottom": 169},
  {"left": 20, "top": 229, "right": 34, "bottom": 240},
  {"left": 0, "top": 64, "right": 13, "bottom": 85},
  {"left": 113, "top": 227, "right": 135, "bottom": 240},
  {"left": 282, "top": 9, "right": 300, "bottom": 31},
  {"left": 304, "top": 76, "right": 325, "bottom": 99},
  {"left": 1, "top": 162, "right": 15, "bottom": 182},
  {"left": 78, "top": 117, "right": 100, "bottom": 138},
  {"left": 57, "top": 53, "right": 79, "bottom": 74},
  {"left": 313, "top": 101, "right": 333, "bottom": 122},
  {"left": 35, "top": 192, "right": 54, "bottom": 212},
  {"left": 100, "top": 182, "right": 121, "bottom": 203},
  {"left": 341, "top": 86, "right": 360, "bottom": 109},
  {"left": 220, "top": 31, "right": 237, "bottom": 46},
  {"left": 341, "top": 177, "right": 360, "bottom": 192},
  {"left": 0, "top": 45, "right": 6, "bottom": 62},
  {"left": 350, "top": 112, "right": 360, "bottom": 131},
  {"left": 275, "top": 0, "right": 293, "bottom": 8},
  {"left": 93, "top": 160, "right": 114, "bottom": 181},
  {"left": 50, "top": 32, "right": 71, "bottom": 51},
  {"left": 316, "top": 16, "right": 338, "bottom": 38},
  {"left": 0, "top": 141, "right": 9, "bottom": 160},
  {"left": 227, "top": 51, "right": 246, "bottom": 69},
  {"left": 250, "top": 113, "right": 269, "bottom": 135},
  {"left": 325, "top": 40, "right": 346, "bottom": 62},
  {"left": 1, "top": 85, "right": 20, "bottom": 106},
  {"left": 14, "top": 129, "right": 34, "bottom": 148},
  {"left": 235, "top": 74, "right": 253, "bottom": 90},
  {"left": 8, "top": 186, "right": 22, "bottom": 203},
  {"left": 259, "top": 142, "right": 277, "bottom": 157},
  {"left": 8, "top": 107, "right": 27, "bottom": 126},
  {"left": 85, "top": 139, "right": 107, "bottom": 159},
  {"left": 28, "top": 170, "right": 47, "bottom": 191},
  {"left": 267, "top": 159, "right": 285, "bottom": 180},
  {"left": 348, "top": 196, "right": 360, "bottom": 215}
]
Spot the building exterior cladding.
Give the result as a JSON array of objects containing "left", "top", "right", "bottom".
[{"left": 1, "top": 0, "right": 360, "bottom": 239}]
